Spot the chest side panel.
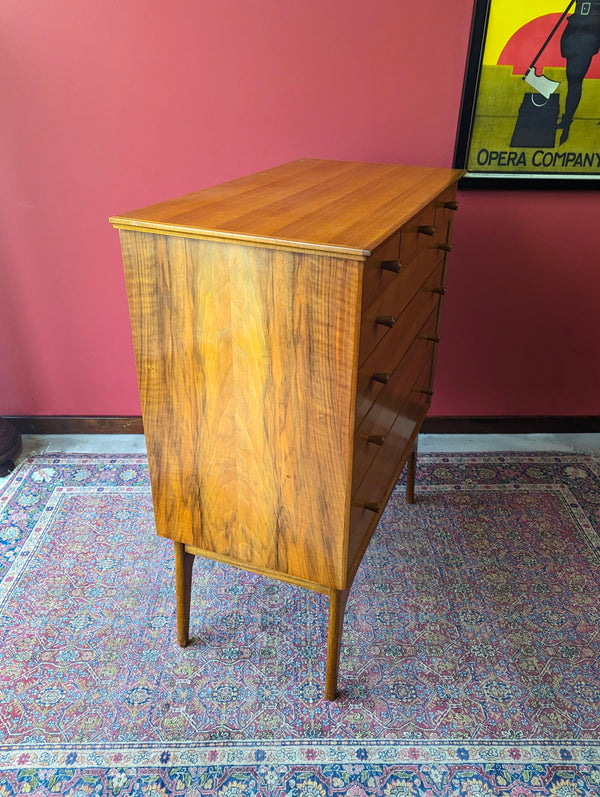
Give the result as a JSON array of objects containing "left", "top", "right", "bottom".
[{"left": 120, "top": 229, "right": 361, "bottom": 590}]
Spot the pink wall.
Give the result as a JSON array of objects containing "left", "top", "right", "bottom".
[
  {"left": 435, "top": 189, "right": 600, "bottom": 416},
  {"left": 1, "top": 0, "right": 597, "bottom": 417}
]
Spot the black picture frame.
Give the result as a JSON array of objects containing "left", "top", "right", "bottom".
[{"left": 454, "top": 0, "right": 600, "bottom": 188}]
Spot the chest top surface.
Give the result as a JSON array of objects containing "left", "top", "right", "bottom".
[{"left": 110, "top": 159, "right": 464, "bottom": 257}]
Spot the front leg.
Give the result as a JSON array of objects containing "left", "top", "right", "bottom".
[{"left": 174, "top": 542, "right": 195, "bottom": 646}]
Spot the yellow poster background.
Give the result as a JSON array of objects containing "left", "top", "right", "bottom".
[{"left": 466, "top": 0, "right": 600, "bottom": 176}]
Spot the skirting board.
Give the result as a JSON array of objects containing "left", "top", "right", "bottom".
[
  {"left": 7, "top": 416, "right": 600, "bottom": 435},
  {"left": 422, "top": 416, "right": 600, "bottom": 434},
  {"left": 8, "top": 417, "right": 144, "bottom": 435}
]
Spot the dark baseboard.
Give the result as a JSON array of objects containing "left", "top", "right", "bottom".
[
  {"left": 421, "top": 416, "right": 600, "bottom": 434},
  {"left": 6, "top": 415, "right": 600, "bottom": 436},
  {"left": 8, "top": 416, "right": 144, "bottom": 435}
]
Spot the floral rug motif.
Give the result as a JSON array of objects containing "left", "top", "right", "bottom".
[{"left": 0, "top": 452, "right": 600, "bottom": 795}]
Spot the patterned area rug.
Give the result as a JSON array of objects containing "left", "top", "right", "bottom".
[{"left": 1, "top": 452, "right": 600, "bottom": 795}]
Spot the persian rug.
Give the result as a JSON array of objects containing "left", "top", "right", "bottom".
[{"left": 0, "top": 452, "right": 600, "bottom": 796}]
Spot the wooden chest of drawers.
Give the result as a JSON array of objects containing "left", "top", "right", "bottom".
[{"left": 110, "top": 159, "right": 463, "bottom": 699}]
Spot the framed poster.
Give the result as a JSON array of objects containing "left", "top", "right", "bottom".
[{"left": 454, "top": 0, "right": 600, "bottom": 186}]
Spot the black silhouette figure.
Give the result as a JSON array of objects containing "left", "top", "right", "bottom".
[{"left": 559, "top": 1, "right": 600, "bottom": 143}]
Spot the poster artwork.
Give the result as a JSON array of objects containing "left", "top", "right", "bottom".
[{"left": 466, "top": 0, "right": 600, "bottom": 177}]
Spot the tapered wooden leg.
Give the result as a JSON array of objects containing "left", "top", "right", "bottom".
[
  {"left": 325, "top": 587, "right": 350, "bottom": 700},
  {"left": 174, "top": 542, "right": 195, "bottom": 647},
  {"left": 406, "top": 438, "right": 418, "bottom": 504}
]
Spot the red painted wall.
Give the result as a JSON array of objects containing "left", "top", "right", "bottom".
[
  {"left": 1, "top": 0, "right": 598, "bottom": 417},
  {"left": 436, "top": 189, "right": 600, "bottom": 415}
]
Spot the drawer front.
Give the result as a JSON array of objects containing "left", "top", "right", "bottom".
[
  {"left": 398, "top": 202, "right": 437, "bottom": 267},
  {"left": 360, "top": 192, "right": 455, "bottom": 358},
  {"left": 362, "top": 232, "right": 402, "bottom": 311},
  {"left": 433, "top": 186, "right": 459, "bottom": 247},
  {"left": 355, "top": 262, "right": 444, "bottom": 427},
  {"left": 352, "top": 308, "right": 438, "bottom": 492},
  {"left": 347, "top": 374, "right": 432, "bottom": 571},
  {"left": 359, "top": 246, "right": 444, "bottom": 364}
]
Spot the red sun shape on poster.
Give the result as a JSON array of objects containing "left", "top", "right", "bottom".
[{"left": 498, "top": 13, "right": 600, "bottom": 78}]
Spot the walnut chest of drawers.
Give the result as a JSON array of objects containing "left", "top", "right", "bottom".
[{"left": 110, "top": 158, "right": 463, "bottom": 699}]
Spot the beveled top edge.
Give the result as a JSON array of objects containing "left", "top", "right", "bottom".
[{"left": 110, "top": 219, "right": 371, "bottom": 259}]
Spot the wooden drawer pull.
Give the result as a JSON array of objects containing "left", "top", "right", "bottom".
[
  {"left": 444, "top": 200, "right": 459, "bottom": 211},
  {"left": 418, "top": 225, "right": 435, "bottom": 236},
  {"left": 380, "top": 259, "right": 402, "bottom": 274},
  {"left": 361, "top": 501, "right": 381, "bottom": 513},
  {"left": 431, "top": 287, "right": 446, "bottom": 295},
  {"left": 366, "top": 434, "right": 386, "bottom": 446},
  {"left": 375, "top": 315, "right": 397, "bottom": 328},
  {"left": 437, "top": 242, "right": 452, "bottom": 252},
  {"left": 371, "top": 372, "right": 391, "bottom": 384},
  {"left": 415, "top": 388, "right": 434, "bottom": 397},
  {"left": 424, "top": 334, "right": 441, "bottom": 343}
]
